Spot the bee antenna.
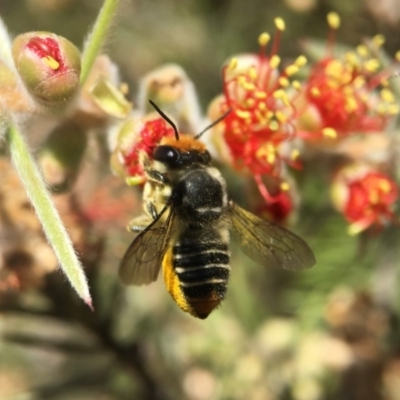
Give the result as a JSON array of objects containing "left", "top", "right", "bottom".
[
  {"left": 148, "top": 100, "right": 180, "bottom": 141},
  {"left": 194, "top": 109, "right": 232, "bottom": 139}
]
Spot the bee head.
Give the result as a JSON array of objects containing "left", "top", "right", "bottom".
[
  {"left": 153, "top": 136, "right": 211, "bottom": 169},
  {"left": 148, "top": 100, "right": 230, "bottom": 169}
]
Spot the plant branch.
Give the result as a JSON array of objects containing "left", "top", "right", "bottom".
[
  {"left": 7, "top": 123, "right": 92, "bottom": 307},
  {"left": 80, "top": 0, "right": 120, "bottom": 85}
]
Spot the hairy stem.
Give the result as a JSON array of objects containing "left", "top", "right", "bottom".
[
  {"left": 80, "top": 0, "right": 120, "bottom": 85},
  {"left": 7, "top": 124, "right": 92, "bottom": 307}
]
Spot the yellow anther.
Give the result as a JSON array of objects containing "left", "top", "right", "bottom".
[
  {"left": 327, "top": 12, "right": 340, "bottom": 29},
  {"left": 269, "top": 120, "right": 279, "bottom": 131},
  {"left": 310, "top": 87, "right": 320, "bottom": 97},
  {"left": 258, "top": 32, "right": 270, "bottom": 47},
  {"left": 295, "top": 55, "right": 307, "bottom": 67},
  {"left": 291, "top": 149, "right": 300, "bottom": 160},
  {"left": 356, "top": 45, "right": 369, "bottom": 58},
  {"left": 345, "top": 97, "right": 358, "bottom": 113},
  {"left": 273, "top": 89, "right": 285, "bottom": 99},
  {"left": 322, "top": 127, "right": 337, "bottom": 139},
  {"left": 257, "top": 101, "right": 267, "bottom": 110},
  {"left": 353, "top": 76, "right": 366, "bottom": 89},
  {"left": 326, "top": 60, "right": 345, "bottom": 79},
  {"left": 236, "top": 110, "right": 251, "bottom": 119},
  {"left": 275, "top": 110, "right": 287, "bottom": 123},
  {"left": 241, "top": 81, "right": 256, "bottom": 91},
  {"left": 278, "top": 77, "right": 290, "bottom": 87},
  {"left": 248, "top": 66, "right": 258, "bottom": 80},
  {"left": 269, "top": 55, "right": 281, "bottom": 69},
  {"left": 42, "top": 56, "right": 60, "bottom": 70},
  {"left": 379, "top": 179, "right": 391, "bottom": 193},
  {"left": 372, "top": 34, "right": 385, "bottom": 47},
  {"left": 255, "top": 91, "right": 267, "bottom": 99},
  {"left": 228, "top": 58, "right": 238, "bottom": 70},
  {"left": 246, "top": 98, "right": 255, "bottom": 107},
  {"left": 364, "top": 58, "right": 380, "bottom": 73},
  {"left": 285, "top": 64, "right": 299, "bottom": 76},
  {"left": 273, "top": 89, "right": 290, "bottom": 106},
  {"left": 344, "top": 52, "right": 358, "bottom": 67},
  {"left": 266, "top": 144, "right": 277, "bottom": 164},
  {"left": 274, "top": 17, "right": 286, "bottom": 31},
  {"left": 280, "top": 181, "right": 290, "bottom": 191},
  {"left": 380, "top": 88, "right": 395, "bottom": 103},
  {"left": 292, "top": 80, "right": 301, "bottom": 90},
  {"left": 267, "top": 153, "right": 276, "bottom": 165},
  {"left": 395, "top": 51, "right": 400, "bottom": 62}
]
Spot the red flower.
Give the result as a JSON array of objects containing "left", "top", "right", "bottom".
[
  {"left": 212, "top": 19, "right": 306, "bottom": 202},
  {"left": 331, "top": 164, "right": 398, "bottom": 234},
  {"left": 298, "top": 13, "right": 399, "bottom": 142},
  {"left": 256, "top": 185, "right": 294, "bottom": 224},
  {"left": 121, "top": 117, "right": 175, "bottom": 183}
]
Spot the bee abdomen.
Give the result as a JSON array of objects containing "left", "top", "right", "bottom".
[{"left": 173, "top": 240, "right": 230, "bottom": 319}]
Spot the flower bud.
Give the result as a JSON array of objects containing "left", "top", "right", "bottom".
[
  {"left": 137, "top": 64, "right": 202, "bottom": 134},
  {"left": 12, "top": 32, "right": 81, "bottom": 106}
]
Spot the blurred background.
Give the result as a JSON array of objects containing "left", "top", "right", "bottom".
[{"left": 1, "top": 0, "right": 400, "bottom": 399}]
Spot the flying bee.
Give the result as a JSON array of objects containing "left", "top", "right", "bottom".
[{"left": 119, "top": 100, "right": 316, "bottom": 319}]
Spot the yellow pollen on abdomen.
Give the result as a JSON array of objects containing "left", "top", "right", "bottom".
[{"left": 162, "top": 247, "right": 194, "bottom": 316}]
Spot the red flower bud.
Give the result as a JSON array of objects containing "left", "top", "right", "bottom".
[{"left": 12, "top": 32, "right": 81, "bottom": 105}]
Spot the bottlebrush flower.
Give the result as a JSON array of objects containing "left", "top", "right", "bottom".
[
  {"left": 331, "top": 163, "right": 398, "bottom": 235},
  {"left": 208, "top": 18, "right": 306, "bottom": 203},
  {"left": 12, "top": 32, "right": 81, "bottom": 106},
  {"left": 110, "top": 114, "right": 175, "bottom": 185},
  {"left": 297, "top": 12, "right": 399, "bottom": 144}
]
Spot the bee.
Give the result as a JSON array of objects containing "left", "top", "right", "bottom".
[{"left": 119, "top": 100, "right": 316, "bottom": 319}]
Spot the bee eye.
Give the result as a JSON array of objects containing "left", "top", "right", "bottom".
[{"left": 153, "top": 145, "right": 179, "bottom": 164}]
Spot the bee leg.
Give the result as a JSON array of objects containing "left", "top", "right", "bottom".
[
  {"left": 147, "top": 202, "right": 158, "bottom": 220},
  {"left": 147, "top": 169, "right": 169, "bottom": 184},
  {"left": 127, "top": 215, "right": 153, "bottom": 232}
]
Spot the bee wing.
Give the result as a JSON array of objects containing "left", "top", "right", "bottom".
[
  {"left": 229, "top": 202, "right": 316, "bottom": 271},
  {"left": 119, "top": 204, "right": 175, "bottom": 285}
]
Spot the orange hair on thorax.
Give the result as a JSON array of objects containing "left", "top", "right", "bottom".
[{"left": 160, "top": 135, "right": 207, "bottom": 152}]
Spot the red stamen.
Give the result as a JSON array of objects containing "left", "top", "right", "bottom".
[{"left": 26, "top": 37, "right": 65, "bottom": 71}]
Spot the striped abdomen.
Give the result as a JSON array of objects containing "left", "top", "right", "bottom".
[{"left": 162, "top": 233, "right": 230, "bottom": 319}]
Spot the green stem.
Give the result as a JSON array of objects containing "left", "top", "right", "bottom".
[
  {"left": 80, "top": 0, "right": 120, "bottom": 85},
  {"left": 7, "top": 124, "right": 92, "bottom": 308}
]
